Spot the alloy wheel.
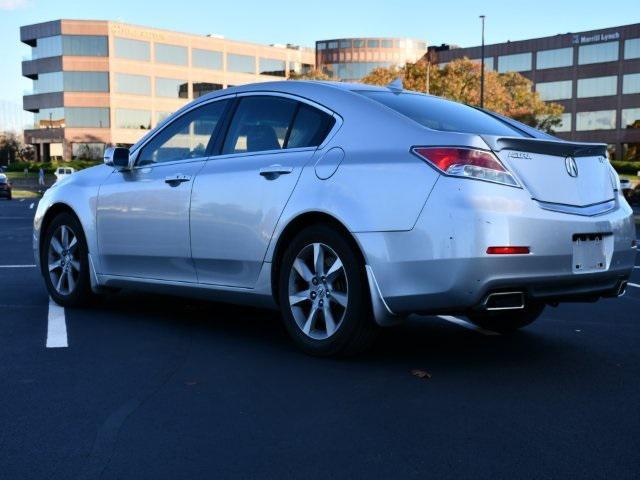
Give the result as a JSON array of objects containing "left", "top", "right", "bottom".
[
  {"left": 48, "top": 224, "right": 81, "bottom": 296},
  {"left": 288, "top": 242, "right": 348, "bottom": 340}
]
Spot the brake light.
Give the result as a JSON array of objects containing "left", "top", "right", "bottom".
[
  {"left": 412, "top": 147, "right": 518, "bottom": 187},
  {"left": 487, "top": 246, "right": 530, "bottom": 255}
]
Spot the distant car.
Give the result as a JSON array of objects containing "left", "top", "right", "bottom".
[
  {"left": 0, "top": 174, "right": 12, "bottom": 200},
  {"left": 54, "top": 167, "right": 75, "bottom": 181}
]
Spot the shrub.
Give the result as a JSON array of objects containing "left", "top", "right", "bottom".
[
  {"left": 5, "top": 160, "right": 101, "bottom": 174},
  {"left": 611, "top": 161, "right": 640, "bottom": 176}
]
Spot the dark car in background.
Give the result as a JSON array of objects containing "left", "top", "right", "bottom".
[{"left": 0, "top": 174, "right": 12, "bottom": 200}]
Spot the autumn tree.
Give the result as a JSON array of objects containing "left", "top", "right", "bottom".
[
  {"left": 289, "top": 69, "right": 331, "bottom": 81},
  {"left": 361, "top": 58, "right": 563, "bottom": 133}
]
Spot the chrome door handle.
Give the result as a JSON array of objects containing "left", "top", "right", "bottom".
[
  {"left": 259, "top": 165, "right": 293, "bottom": 179},
  {"left": 164, "top": 174, "right": 191, "bottom": 187}
]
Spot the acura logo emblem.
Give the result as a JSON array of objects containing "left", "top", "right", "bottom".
[{"left": 565, "top": 156, "right": 579, "bottom": 177}]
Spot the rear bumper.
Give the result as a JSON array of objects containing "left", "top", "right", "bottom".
[{"left": 356, "top": 177, "right": 637, "bottom": 316}]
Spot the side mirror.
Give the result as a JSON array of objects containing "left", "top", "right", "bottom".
[{"left": 104, "top": 147, "right": 130, "bottom": 170}]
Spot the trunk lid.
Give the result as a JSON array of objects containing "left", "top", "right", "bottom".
[{"left": 486, "top": 137, "right": 614, "bottom": 207}]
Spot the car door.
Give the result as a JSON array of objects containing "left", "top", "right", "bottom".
[
  {"left": 96, "top": 98, "right": 230, "bottom": 282},
  {"left": 190, "top": 94, "right": 336, "bottom": 288}
]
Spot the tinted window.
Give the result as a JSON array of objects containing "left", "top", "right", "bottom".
[
  {"left": 114, "top": 37, "right": 150, "bottom": 61},
  {"left": 155, "top": 43, "right": 188, "bottom": 66},
  {"left": 65, "top": 107, "right": 110, "bottom": 128},
  {"left": 115, "top": 73, "right": 150, "bottom": 95},
  {"left": 287, "top": 104, "right": 335, "bottom": 149},
  {"left": 156, "top": 77, "right": 189, "bottom": 98},
  {"left": 193, "top": 82, "right": 223, "bottom": 98},
  {"left": 138, "top": 100, "right": 227, "bottom": 165},
  {"left": 64, "top": 72, "right": 109, "bottom": 92},
  {"left": 192, "top": 49, "right": 223, "bottom": 70},
  {"left": 222, "top": 96, "right": 297, "bottom": 154},
  {"left": 115, "top": 109, "right": 151, "bottom": 129},
  {"left": 62, "top": 35, "right": 108, "bottom": 56},
  {"left": 360, "top": 91, "right": 524, "bottom": 136},
  {"left": 227, "top": 53, "right": 255, "bottom": 73},
  {"left": 259, "top": 58, "right": 286, "bottom": 76}
]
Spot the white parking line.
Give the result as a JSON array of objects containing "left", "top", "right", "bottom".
[
  {"left": 0, "top": 264, "right": 36, "bottom": 268},
  {"left": 437, "top": 315, "right": 500, "bottom": 336},
  {"left": 46, "top": 297, "right": 68, "bottom": 348},
  {"left": 628, "top": 282, "right": 640, "bottom": 289}
]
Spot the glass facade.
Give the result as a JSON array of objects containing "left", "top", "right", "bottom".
[
  {"left": 192, "top": 48, "right": 223, "bottom": 70},
  {"left": 193, "top": 82, "right": 223, "bottom": 98},
  {"left": 115, "top": 108, "right": 151, "bottom": 129},
  {"left": 578, "top": 41, "right": 618, "bottom": 64},
  {"left": 470, "top": 57, "right": 494, "bottom": 70},
  {"left": 114, "top": 37, "right": 150, "bottom": 61},
  {"left": 156, "top": 77, "right": 189, "bottom": 98},
  {"left": 555, "top": 113, "right": 572, "bottom": 133},
  {"left": 624, "top": 38, "right": 640, "bottom": 60},
  {"left": 155, "top": 43, "right": 188, "bottom": 65},
  {"left": 33, "top": 72, "right": 63, "bottom": 93},
  {"left": 536, "top": 80, "right": 572, "bottom": 100},
  {"left": 72, "top": 142, "right": 105, "bottom": 160},
  {"left": 497, "top": 53, "right": 532, "bottom": 72},
  {"left": 35, "top": 107, "right": 109, "bottom": 128},
  {"left": 34, "top": 107, "right": 64, "bottom": 128},
  {"left": 536, "top": 47, "right": 573, "bottom": 69},
  {"left": 576, "top": 110, "right": 616, "bottom": 131},
  {"left": 623, "top": 73, "right": 640, "bottom": 94},
  {"left": 323, "top": 62, "right": 392, "bottom": 80},
  {"left": 33, "top": 71, "right": 109, "bottom": 93},
  {"left": 621, "top": 108, "right": 640, "bottom": 129},
  {"left": 32, "top": 35, "right": 108, "bottom": 59},
  {"left": 115, "top": 73, "right": 151, "bottom": 96},
  {"left": 227, "top": 53, "right": 255, "bottom": 73},
  {"left": 259, "top": 58, "right": 286, "bottom": 76},
  {"left": 577, "top": 76, "right": 617, "bottom": 98}
]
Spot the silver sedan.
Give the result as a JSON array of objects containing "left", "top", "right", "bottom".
[{"left": 34, "top": 81, "right": 637, "bottom": 356}]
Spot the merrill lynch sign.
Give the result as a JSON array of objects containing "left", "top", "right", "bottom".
[{"left": 572, "top": 31, "right": 620, "bottom": 44}]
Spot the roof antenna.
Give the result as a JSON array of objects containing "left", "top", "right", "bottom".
[{"left": 387, "top": 77, "right": 403, "bottom": 92}]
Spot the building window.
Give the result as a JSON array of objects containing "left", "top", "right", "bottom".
[
  {"left": 554, "top": 113, "right": 572, "bottom": 133},
  {"left": 32, "top": 36, "right": 62, "bottom": 59},
  {"left": 536, "top": 80, "right": 572, "bottom": 101},
  {"left": 33, "top": 72, "right": 63, "bottom": 94},
  {"left": 497, "top": 52, "right": 532, "bottom": 73},
  {"left": 622, "top": 73, "right": 640, "bottom": 95},
  {"left": 353, "top": 39, "right": 365, "bottom": 48},
  {"left": 64, "top": 72, "right": 109, "bottom": 92},
  {"left": 621, "top": 108, "right": 640, "bottom": 129},
  {"left": 114, "top": 37, "right": 150, "bottom": 61},
  {"left": 316, "top": 43, "right": 326, "bottom": 51},
  {"left": 339, "top": 40, "right": 352, "bottom": 48},
  {"left": 72, "top": 143, "right": 105, "bottom": 160},
  {"left": 327, "top": 41, "right": 338, "bottom": 49},
  {"left": 321, "top": 61, "right": 393, "bottom": 80},
  {"left": 155, "top": 43, "right": 188, "bottom": 66},
  {"left": 471, "top": 57, "right": 494, "bottom": 71},
  {"left": 156, "top": 111, "right": 172, "bottom": 125},
  {"left": 259, "top": 58, "right": 286, "bottom": 76},
  {"left": 622, "top": 143, "right": 640, "bottom": 161},
  {"left": 65, "top": 107, "right": 110, "bottom": 128},
  {"left": 34, "top": 107, "right": 65, "bottom": 128},
  {"left": 576, "top": 110, "right": 616, "bottom": 131},
  {"left": 536, "top": 47, "right": 573, "bottom": 70},
  {"left": 62, "top": 35, "right": 108, "bottom": 56},
  {"left": 192, "top": 48, "right": 223, "bottom": 70},
  {"left": 367, "top": 39, "right": 380, "bottom": 48},
  {"left": 193, "top": 82, "right": 223, "bottom": 98},
  {"left": 578, "top": 41, "right": 618, "bottom": 65},
  {"left": 115, "top": 73, "right": 151, "bottom": 96},
  {"left": 115, "top": 108, "right": 151, "bottom": 129},
  {"left": 289, "top": 62, "right": 312, "bottom": 75},
  {"left": 624, "top": 38, "right": 640, "bottom": 60},
  {"left": 227, "top": 53, "right": 255, "bottom": 74},
  {"left": 577, "top": 76, "right": 617, "bottom": 98},
  {"left": 156, "top": 77, "right": 189, "bottom": 98},
  {"left": 381, "top": 39, "right": 394, "bottom": 48}
]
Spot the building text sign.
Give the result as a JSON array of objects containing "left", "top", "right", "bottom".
[{"left": 572, "top": 31, "right": 620, "bottom": 44}]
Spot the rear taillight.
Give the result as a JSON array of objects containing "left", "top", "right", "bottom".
[{"left": 412, "top": 147, "right": 518, "bottom": 187}]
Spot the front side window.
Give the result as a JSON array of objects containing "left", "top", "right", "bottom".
[
  {"left": 138, "top": 100, "right": 228, "bottom": 165},
  {"left": 222, "top": 96, "right": 298, "bottom": 154},
  {"left": 360, "top": 91, "right": 524, "bottom": 136}
]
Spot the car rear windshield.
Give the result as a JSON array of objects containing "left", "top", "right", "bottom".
[{"left": 359, "top": 91, "right": 526, "bottom": 137}]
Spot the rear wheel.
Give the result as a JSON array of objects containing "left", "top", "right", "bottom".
[
  {"left": 42, "top": 212, "right": 92, "bottom": 307},
  {"left": 278, "top": 225, "right": 378, "bottom": 356},
  {"left": 466, "top": 302, "right": 545, "bottom": 333}
]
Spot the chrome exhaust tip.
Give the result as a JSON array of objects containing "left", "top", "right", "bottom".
[{"left": 482, "top": 291, "right": 526, "bottom": 311}]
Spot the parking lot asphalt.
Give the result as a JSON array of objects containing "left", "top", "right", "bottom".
[{"left": 1, "top": 198, "right": 639, "bottom": 480}]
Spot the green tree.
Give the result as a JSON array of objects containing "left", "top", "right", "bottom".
[{"left": 362, "top": 58, "right": 563, "bottom": 133}]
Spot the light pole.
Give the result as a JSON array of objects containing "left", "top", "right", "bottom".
[{"left": 479, "top": 15, "right": 486, "bottom": 108}]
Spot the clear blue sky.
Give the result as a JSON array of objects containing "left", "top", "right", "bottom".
[{"left": 0, "top": 0, "right": 638, "bottom": 126}]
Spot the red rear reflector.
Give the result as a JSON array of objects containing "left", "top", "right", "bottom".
[{"left": 486, "top": 246, "right": 530, "bottom": 255}]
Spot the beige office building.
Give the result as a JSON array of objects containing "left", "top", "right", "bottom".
[{"left": 21, "top": 20, "right": 314, "bottom": 161}]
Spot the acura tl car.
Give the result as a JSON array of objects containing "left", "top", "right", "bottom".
[{"left": 34, "top": 81, "right": 637, "bottom": 356}]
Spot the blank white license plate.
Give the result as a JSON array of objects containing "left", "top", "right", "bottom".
[{"left": 572, "top": 233, "right": 610, "bottom": 274}]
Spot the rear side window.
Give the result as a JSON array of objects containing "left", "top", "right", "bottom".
[
  {"left": 360, "top": 91, "right": 525, "bottom": 137},
  {"left": 287, "top": 104, "right": 335, "bottom": 149}
]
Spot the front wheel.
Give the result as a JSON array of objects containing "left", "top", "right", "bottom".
[
  {"left": 466, "top": 302, "right": 545, "bottom": 334},
  {"left": 278, "top": 225, "right": 378, "bottom": 356},
  {"left": 41, "top": 212, "right": 92, "bottom": 307}
]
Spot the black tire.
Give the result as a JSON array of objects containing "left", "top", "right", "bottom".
[
  {"left": 466, "top": 302, "right": 545, "bottom": 334},
  {"left": 278, "top": 224, "right": 378, "bottom": 356},
  {"left": 41, "top": 212, "right": 92, "bottom": 307}
]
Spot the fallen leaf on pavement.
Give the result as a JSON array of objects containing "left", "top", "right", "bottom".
[{"left": 411, "top": 369, "right": 432, "bottom": 379}]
